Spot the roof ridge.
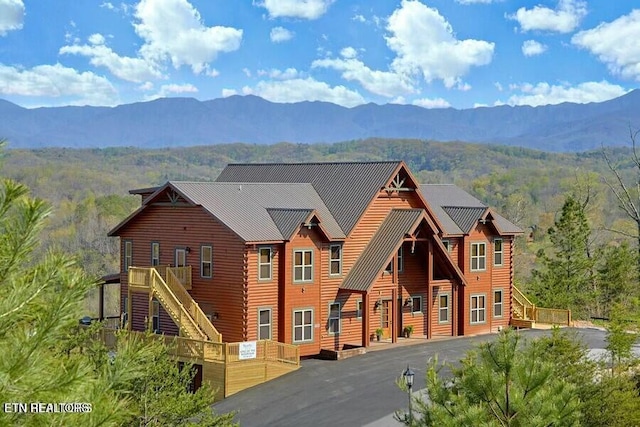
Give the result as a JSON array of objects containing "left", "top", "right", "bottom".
[{"left": 225, "top": 161, "right": 401, "bottom": 166}]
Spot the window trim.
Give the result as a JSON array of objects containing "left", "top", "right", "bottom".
[
  {"left": 258, "top": 307, "right": 272, "bottom": 340},
  {"left": 411, "top": 295, "right": 422, "bottom": 314},
  {"left": 258, "top": 247, "right": 273, "bottom": 281},
  {"left": 327, "top": 302, "right": 341, "bottom": 335},
  {"left": 356, "top": 299, "right": 363, "bottom": 320},
  {"left": 152, "top": 299, "right": 160, "bottom": 332},
  {"left": 385, "top": 247, "right": 404, "bottom": 273},
  {"left": 124, "top": 240, "right": 133, "bottom": 272},
  {"left": 470, "top": 294, "right": 487, "bottom": 324},
  {"left": 151, "top": 242, "right": 160, "bottom": 266},
  {"left": 442, "top": 239, "right": 451, "bottom": 252},
  {"left": 470, "top": 242, "right": 487, "bottom": 272},
  {"left": 329, "top": 244, "right": 342, "bottom": 276},
  {"left": 293, "top": 249, "right": 314, "bottom": 283},
  {"left": 175, "top": 248, "right": 187, "bottom": 268},
  {"left": 438, "top": 293, "right": 450, "bottom": 324},
  {"left": 494, "top": 238, "right": 504, "bottom": 267},
  {"left": 494, "top": 289, "right": 504, "bottom": 318},
  {"left": 200, "top": 245, "right": 213, "bottom": 278},
  {"left": 292, "top": 308, "right": 314, "bottom": 343}
]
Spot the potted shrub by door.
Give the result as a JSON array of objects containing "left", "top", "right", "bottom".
[
  {"left": 375, "top": 328, "right": 384, "bottom": 341},
  {"left": 403, "top": 325, "right": 414, "bottom": 338}
]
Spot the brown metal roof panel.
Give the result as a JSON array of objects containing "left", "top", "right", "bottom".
[
  {"left": 340, "top": 209, "right": 424, "bottom": 292},
  {"left": 216, "top": 161, "right": 402, "bottom": 235},
  {"left": 267, "top": 208, "right": 314, "bottom": 240}
]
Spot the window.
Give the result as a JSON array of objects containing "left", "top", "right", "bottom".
[
  {"left": 329, "top": 245, "right": 342, "bottom": 276},
  {"left": 411, "top": 296, "right": 422, "bottom": 314},
  {"left": 175, "top": 248, "right": 186, "bottom": 268},
  {"left": 385, "top": 247, "right": 404, "bottom": 273},
  {"left": 293, "top": 309, "right": 313, "bottom": 342},
  {"left": 442, "top": 240, "right": 450, "bottom": 252},
  {"left": 259, "top": 247, "right": 272, "bottom": 280},
  {"left": 122, "top": 296, "right": 129, "bottom": 326},
  {"left": 124, "top": 240, "right": 132, "bottom": 271},
  {"left": 494, "top": 239, "right": 503, "bottom": 266},
  {"left": 356, "top": 300, "right": 363, "bottom": 320},
  {"left": 471, "top": 294, "right": 486, "bottom": 324},
  {"left": 328, "top": 303, "right": 340, "bottom": 334},
  {"left": 258, "top": 308, "right": 271, "bottom": 340},
  {"left": 494, "top": 290, "right": 503, "bottom": 318},
  {"left": 438, "top": 293, "right": 450, "bottom": 323},
  {"left": 293, "top": 250, "right": 313, "bottom": 282},
  {"left": 152, "top": 299, "right": 160, "bottom": 332},
  {"left": 201, "top": 245, "right": 212, "bottom": 278},
  {"left": 471, "top": 242, "right": 486, "bottom": 271},
  {"left": 151, "top": 242, "right": 160, "bottom": 266}
]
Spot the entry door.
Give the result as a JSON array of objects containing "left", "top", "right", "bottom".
[
  {"left": 175, "top": 248, "right": 186, "bottom": 268},
  {"left": 382, "top": 300, "right": 391, "bottom": 339}
]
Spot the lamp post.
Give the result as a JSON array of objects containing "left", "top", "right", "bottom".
[{"left": 403, "top": 365, "right": 415, "bottom": 425}]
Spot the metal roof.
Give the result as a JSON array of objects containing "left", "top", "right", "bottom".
[
  {"left": 267, "top": 208, "right": 315, "bottom": 240},
  {"left": 117, "top": 181, "right": 345, "bottom": 242},
  {"left": 442, "top": 206, "right": 488, "bottom": 234},
  {"left": 419, "top": 184, "right": 522, "bottom": 235},
  {"left": 216, "top": 161, "right": 402, "bottom": 235},
  {"left": 340, "top": 209, "right": 424, "bottom": 292}
]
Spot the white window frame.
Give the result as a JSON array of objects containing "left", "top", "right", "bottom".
[
  {"left": 124, "top": 240, "right": 132, "bottom": 272},
  {"left": 329, "top": 244, "right": 342, "bottom": 276},
  {"left": 494, "top": 238, "right": 504, "bottom": 267},
  {"left": 201, "top": 245, "right": 213, "bottom": 278},
  {"left": 293, "top": 308, "right": 314, "bottom": 343},
  {"left": 411, "top": 296, "right": 422, "bottom": 314},
  {"left": 385, "top": 247, "right": 404, "bottom": 273},
  {"left": 328, "top": 302, "right": 341, "bottom": 335},
  {"left": 152, "top": 299, "right": 160, "bottom": 332},
  {"left": 122, "top": 296, "right": 129, "bottom": 327},
  {"left": 442, "top": 240, "right": 450, "bottom": 252},
  {"left": 438, "top": 293, "right": 450, "bottom": 323},
  {"left": 258, "top": 247, "right": 272, "bottom": 281},
  {"left": 258, "top": 308, "right": 272, "bottom": 340},
  {"left": 471, "top": 294, "right": 486, "bottom": 324},
  {"left": 470, "top": 242, "right": 487, "bottom": 272},
  {"left": 356, "top": 299, "right": 363, "bottom": 320},
  {"left": 494, "top": 289, "right": 504, "bottom": 318},
  {"left": 175, "top": 248, "right": 186, "bottom": 268},
  {"left": 151, "top": 242, "right": 160, "bottom": 266},
  {"left": 293, "top": 249, "right": 313, "bottom": 283}
]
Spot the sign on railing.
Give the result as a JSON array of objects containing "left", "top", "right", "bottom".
[{"left": 238, "top": 341, "right": 257, "bottom": 360}]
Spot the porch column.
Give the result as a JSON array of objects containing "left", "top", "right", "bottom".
[
  {"left": 127, "top": 283, "right": 132, "bottom": 331},
  {"left": 362, "top": 292, "right": 370, "bottom": 348},
  {"left": 391, "top": 288, "right": 397, "bottom": 343},
  {"left": 452, "top": 282, "right": 458, "bottom": 337},
  {"left": 427, "top": 283, "right": 433, "bottom": 340}
]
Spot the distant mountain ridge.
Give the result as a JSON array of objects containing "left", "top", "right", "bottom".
[{"left": 2, "top": 90, "right": 640, "bottom": 152}]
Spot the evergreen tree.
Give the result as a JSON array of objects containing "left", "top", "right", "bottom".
[{"left": 531, "top": 195, "right": 595, "bottom": 317}]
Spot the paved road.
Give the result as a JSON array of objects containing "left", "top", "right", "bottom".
[{"left": 213, "top": 328, "right": 611, "bottom": 427}]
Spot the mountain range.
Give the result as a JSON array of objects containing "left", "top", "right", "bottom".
[{"left": 2, "top": 90, "right": 640, "bottom": 152}]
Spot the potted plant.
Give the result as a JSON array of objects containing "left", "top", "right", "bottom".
[
  {"left": 403, "top": 325, "right": 414, "bottom": 338},
  {"left": 375, "top": 328, "right": 384, "bottom": 341}
]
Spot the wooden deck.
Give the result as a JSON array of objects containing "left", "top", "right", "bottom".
[{"left": 511, "top": 286, "right": 572, "bottom": 328}]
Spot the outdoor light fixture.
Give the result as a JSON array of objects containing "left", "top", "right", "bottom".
[
  {"left": 185, "top": 247, "right": 191, "bottom": 254},
  {"left": 404, "top": 297, "right": 412, "bottom": 307},
  {"left": 403, "top": 365, "right": 415, "bottom": 424},
  {"left": 374, "top": 300, "right": 381, "bottom": 309}
]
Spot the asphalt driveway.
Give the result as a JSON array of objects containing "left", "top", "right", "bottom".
[{"left": 213, "top": 328, "right": 610, "bottom": 427}]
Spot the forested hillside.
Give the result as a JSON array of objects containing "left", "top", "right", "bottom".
[{"left": 3, "top": 137, "right": 637, "bottom": 318}]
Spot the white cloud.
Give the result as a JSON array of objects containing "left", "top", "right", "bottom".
[
  {"left": 572, "top": 10, "right": 640, "bottom": 81},
  {"left": 340, "top": 47, "right": 358, "bottom": 59},
  {"left": 522, "top": 40, "right": 547, "bottom": 57},
  {"left": 502, "top": 81, "right": 628, "bottom": 106},
  {"left": 0, "top": 0, "right": 24, "bottom": 36},
  {"left": 242, "top": 77, "right": 365, "bottom": 107},
  {"left": 134, "top": 0, "right": 242, "bottom": 74},
  {"left": 0, "top": 63, "right": 117, "bottom": 105},
  {"left": 312, "top": 56, "right": 414, "bottom": 98},
  {"left": 456, "top": 0, "right": 499, "bottom": 4},
  {"left": 386, "top": 0, "right": 494, "bottom": 89},
  {"left": 221, "top": 88, "right": 237, "bottom": 97},
  {"left": 412, "top": 97, "right": 451, "bottom": 109},
  {"left": 138, "top": 81, "right": 154, "bottom": 91},
  {"left": 509, "top": 0, "right": 587, "bottom": 33},
  {"left": 60, "top": 35, "right": 163, "bottom": 83},
  {"left": 270, "top": 26, "right": 294, "bottom": 43},
  {"left": 150, "top": 83, "right": 198, "bottom": 99},
  {"left": 257, "top": 67, "right": 300, "bottom": 80},
  {"left": 256, "top": 0, "right": 334, "bottom": 20},
  {"left": 352, "top": 14, "right": 366, "bottom": 23}
]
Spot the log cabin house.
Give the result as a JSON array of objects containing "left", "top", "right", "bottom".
[{"left": 108, "top": 161, "right": 522, "bottom": 358}]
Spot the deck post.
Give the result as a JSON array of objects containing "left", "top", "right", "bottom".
[
  {"left": 362, "top": 292, "right": 370, "bottom": 348},
  {"left": 391, "top": 288, "right": 397, "bottom": 343}
]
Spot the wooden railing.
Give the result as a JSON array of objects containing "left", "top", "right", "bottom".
[
  {"left": 165, "top": 268, "right": 221, "bottom": 342},
  {"left": 512, "top": 286, "right": 536, "bottom": 320},
  {"left": 536, "top": 307, "right": 572, "bottom": 325},
  {"left": 225, "top": 340, "right": 300, "bottom": 366},
  {"left": 512, "top": 286, "right": 572, "bottom": 326}
]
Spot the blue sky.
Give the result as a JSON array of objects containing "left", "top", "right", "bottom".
[{"left": 0, "top": 0, "right": 638, "bottom": 109}]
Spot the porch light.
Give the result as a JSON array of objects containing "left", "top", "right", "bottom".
[
  {"left": 374, "top": 300, "right": 381, "bottom": 310},
  {"left": 404, "top": 297, "right": 412, "bottom": 307},
  {"left": 185, "top": 247, "right": 191, "bottom": 254}
]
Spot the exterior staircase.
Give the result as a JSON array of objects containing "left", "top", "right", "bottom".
[
  {"left": 511, "top": 285, "right": 572, "bottom": 328},
  {"left": 128, "top": 267, "right": 222, "bottom": 342}
]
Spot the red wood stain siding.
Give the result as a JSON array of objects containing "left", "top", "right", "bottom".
[
  {"left": 245, "top": 245, "right": 281, "bottom": 342},
  {"left": 398, "top": 242, "right": 429, "bottom": 337},
  {"left": 430, "top": 282, "right": 454, "bottom": 336},
  {"left": 118, "top": 205, "right": 245, "bottom": 342}
]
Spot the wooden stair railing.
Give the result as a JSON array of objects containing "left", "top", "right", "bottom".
[
  {"left": 512, "top": 285, "right": 536, "bottom": 320},
  {"left": 165, "top": 268, "right": 222, "bottom": 342}
]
